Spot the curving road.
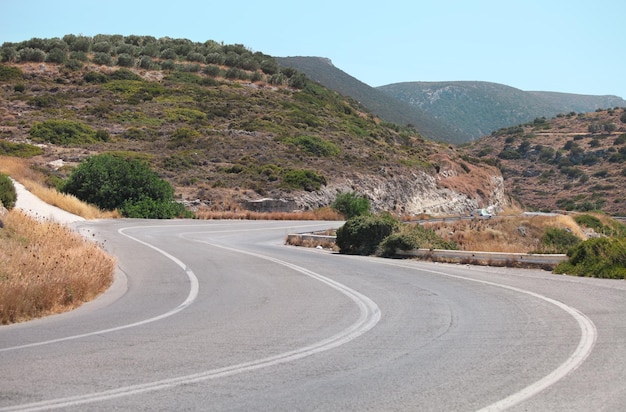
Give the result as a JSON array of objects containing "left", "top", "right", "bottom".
[{"left": 2, "top": 219, "right": 626, "bottom": 411}]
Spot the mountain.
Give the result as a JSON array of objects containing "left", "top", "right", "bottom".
[
  {"left": 378, "top": 81, "right": 626, "bottom": 141},
  {"left": 463, "top": 108, "right": 626, "bottom": 215},
  {"left": 275, "top": 57, "right": 470, "bottom": 143},
  {"left": 0, "top": 35, "right": 506, "bottom": 216}
]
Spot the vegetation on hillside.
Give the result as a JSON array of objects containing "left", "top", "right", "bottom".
[
  {"left": 0, "top": 34, "right": 460, "bottom": 215},
  {"left": 378, "top": 81, "right": 626, "bottom": 142},
  {"left": 464, "top": 108, "right": 626, "bottom": 215},
  {"left": 61, "top": 153, "right": 188, "bottom": 218},
  {"left": 0, "top": 173, "right": 16, "bottom": 209}
]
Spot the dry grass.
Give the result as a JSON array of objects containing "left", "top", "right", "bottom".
[
  {"left": 0, "top": 156, "right": 119, "bottom": 219},
  {"left": 0, "top": 209, "right": 116, "bottom": 324},
  {"left": 425, "top": 214, "right": 585, "bottom": 253},
  {"left": 194, "top": 206, "right": 343, "bottom": 221}
]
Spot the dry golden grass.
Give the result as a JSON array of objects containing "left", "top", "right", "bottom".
[
  {"left": 0, "top": 156, "right": 119, "bottom": 219},
  {"left": 195, "top": 206, "right": 343, "bottom": 221},
  {"left": 425, "top": 214, "right": 585, "bottom": 253},
  {"left": 0, "top": 209, "right": 116, "bottom": 324}
]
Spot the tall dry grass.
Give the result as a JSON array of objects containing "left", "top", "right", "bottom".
[
  {"left": 425, "top": 214, "right": 585, "bottom": 253},
  {"left": 0, "top": 209, "right": 116, "bottom": 324},
  {"left": 195, "top": 206, "right": 343, "bottom": 221},
  {"left": 0, "top": 156, "right": 119, "bottom": 219}
]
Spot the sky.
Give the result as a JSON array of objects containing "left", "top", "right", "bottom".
[{"left": 1, "top": 0, "right": 624, "bottom": 99}]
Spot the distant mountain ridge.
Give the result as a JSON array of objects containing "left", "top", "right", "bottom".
[
  {"left": 275, "top": 57, "right": 470, "bottom": 143},
  {"left": 276, "top": 56, "right": 626, "bottom": 143},
  {"left": 379, "top": 81, "right": 626, "bottom": 141}
]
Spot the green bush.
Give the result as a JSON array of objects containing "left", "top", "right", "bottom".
[
  {"left": 378, "top": 224, "right": 457, "bottom": 257},
  {"left": 554, "top": 237, "right": 626, "bottom": 278},
  {"left": 92, "top": 52, "right": 113, "bottom": 66},
  {"left": 336, "top": 214, "right": 399, "bottom": 255},
  {"left": 573, "top": 214, "right": 603, "bottom": 231},
  {"left": 0, "top": 141, "right": 43, "bottom": 158},
  {"left": 281, "top": 169, "right": 326, "bottom": 191},
  {"left": 29, "top": 120, "right": 102, "bottom": 145},
  {"left": 109, "top": 68, "right": 141, "bottom": 81},
  {"left": 539, "top": 227, "right": 581, "bottom": 253},
  {"left": 120, "top": 197, "right": 189, "bottom": 219},
  {"left": 331, "top": 191, "right": 370, "bottom": 219},
  {"left": 287, "top": 135, "right": 340, "bottom": 157},
  {"left": 61, "top": 154, "right": 184, "bottom": 218},
  {"left": 0, "top": 64, "right": 23, "bottom": 81},
  {"left": 0, "top": 173, "right": 17, "bottom": 210},
  {"left": 84, "top": 71, "right": 109, "bottom": 83}
]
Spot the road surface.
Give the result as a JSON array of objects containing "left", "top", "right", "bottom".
[{"left": 2, "top": 219, "right": 626, "bottom": 411}]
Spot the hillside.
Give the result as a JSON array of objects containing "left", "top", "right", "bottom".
[
  {"left": 463, "top": 109, "right": 626, "bottom": 215},
  {"left": 0, "top": 35, "right": 506, "bottom": 216},
  {"left": 378, "top": 81, "right": 626, "bottom": 142},
  {"left": 275, "top": 56, "right": 468, "bottom": 143}
]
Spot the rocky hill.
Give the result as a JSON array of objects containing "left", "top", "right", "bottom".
[
  {"left": 378, "top": 81, "right": 626, "bottom": 142},
  {"left": 463, "top": 109, "right": 626, "bottom": 215},
  {"left": 274, "top": 56, "right": 625, "bottom": 144},
  {"left": 275, "top": 56, "right": 465, "bottom": 143},
  {"left": 0, "top": 35, "right": 507, "bottom": 216}
]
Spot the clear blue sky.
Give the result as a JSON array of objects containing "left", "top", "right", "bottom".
[{"left": 1, "top": 0, "right": 624, "bottom": 98}]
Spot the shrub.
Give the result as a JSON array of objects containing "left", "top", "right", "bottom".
[
  {"left": 287, "top": 135, "right": 340, "bottom": 157},
  {"left": 45, "top": 48, "right": 66, "bottom": 64},
  {"left": 107, "top": 69, "right": 138, "bottom": 82},
  {"left": 64, "top": 59, "right": 83, "bottom": 71},
  {"left": 120, "top": 197, "right": 189, "bottom": 219},
  {"left": 92, "top": 52, "right": 113, "bottom": 66},
  {"left": 377, "top": 223, "right": 458, "bottom": 257},
  {"left": 19, "top": 48, "right": 46, "bottom": 62},
  {"left": 29, "top": 120, "right": 102, "bottom": 145},
  {"left": 554, "top": 237, "right": 626, "bottom": 278},
  {"left": 61, "top": 154, "right": 184, "bottom": 218},
  {"left": 0, "top": 140, "right": 43, "bottom": 157},
  {"left": 574, "top": 214, "right": 603, "bottom": 231},
  {"left": 331, "top": 191, "right": 370, "bottom": 219},
  {"left": 539, "top": 228, "right": 581, "bottom": 253},
  {"left": 281, "top": 169, "right": 326, "bottom": 191},
  {"left": 0, "top": 64, "right": 23, "bottom": 81},
  {"left": 336, "top": 214, "right": 399, "bottom": 255},
  {"left": 84, "top": 71, "right": 109, "bottom": 83},
  {"left": 0, "top": 173, "right": 17, "bottom": 209}
]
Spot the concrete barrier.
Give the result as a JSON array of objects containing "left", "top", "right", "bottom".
[
  {"left": 286, "top": 233, "right": 568, "bottom": 267},
  {"left": 395, "top": 248, "right": 568, "bottom": 265}
]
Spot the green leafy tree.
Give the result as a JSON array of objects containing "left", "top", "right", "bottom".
[
  {"left": 0, "top": 173, "right": 17, "bottom": 210},
  {"left": 19, "top": 48, "right": 46, "bottom": 62},
  {"left": 116, "top": 53, "right": 135, "bottom": 67},
  {"left": 331, "top": 192, "right": 370, "bottom": 219},
  {"left": 45, "top": 48, "right": 66, "bottom": 63},
  {"left": 61, "top": 154, "right": 185, "bottom": 218}
]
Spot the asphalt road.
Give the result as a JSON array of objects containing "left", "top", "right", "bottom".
[{"left": 2, "top": 219, "right": 626, "bottom": 411}]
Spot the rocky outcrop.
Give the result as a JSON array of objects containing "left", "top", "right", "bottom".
[{"left": 292, "top": 155, "right": 508, "bottom": 216}]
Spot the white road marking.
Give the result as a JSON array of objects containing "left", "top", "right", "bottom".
[
  {"left": 0, "top": 230, "right": 380, "bottom": 412},
  {"left": 0, "top": 227, "right": 200, "bottom": 353},
  {"left": 378, "top": 260, "right": 597, "bottom": 411}
]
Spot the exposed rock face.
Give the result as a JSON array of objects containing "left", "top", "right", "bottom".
[{"left": 293, "top": 155, "right": 508, "bottom": 215}]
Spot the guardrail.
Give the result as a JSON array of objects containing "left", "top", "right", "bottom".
[{"left": 286, "top": 233, "right": 568, "bottom": 267}]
